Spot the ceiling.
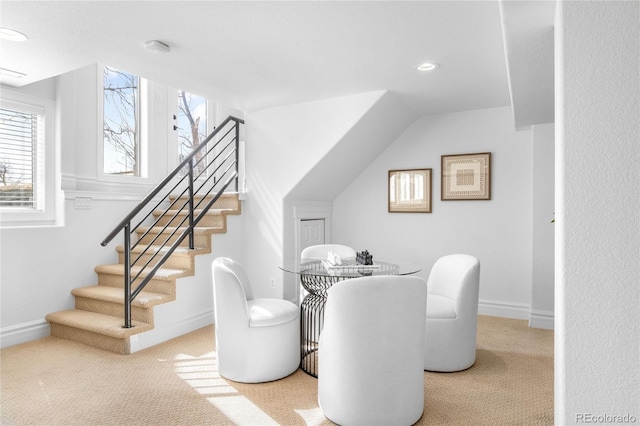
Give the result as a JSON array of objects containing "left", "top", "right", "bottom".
[{"left": 0, "top": 1, "right": 553, "bottom": 120}]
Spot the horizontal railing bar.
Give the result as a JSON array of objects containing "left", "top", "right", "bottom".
[
  {"left": 195, "top": 177, "right": 235, "bottom": 224},
  {"left": 198, "top": 165, "right": 232, "bottom": 213},
  {"left": 131, "top": 179, "right": 194, "bottom": 252},
  {"left": 131, "top": 173, "right": 190, "bottom": 234},
  {"left": 193, "top": 164, "right": 236, "bottom": 220},
  {"left": 195, "top": 136, "right": 236, "bottom": 177},
  {"left": 131, "top": 213, "right": 192, "bottom": 280},
  {"left": 130, "top": 214, "right": 187, "bottom": 285}
]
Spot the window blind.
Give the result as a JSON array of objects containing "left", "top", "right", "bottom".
[{"left": 0, "top": 102, "right": 44, "bottom": 210}]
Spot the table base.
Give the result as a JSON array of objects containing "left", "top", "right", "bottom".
[
  {"left": 294, "top": 263, "right": 412, "bottom": 377},
  {"left": 300, "top": 292, "right": 326, "bottom": 377}
]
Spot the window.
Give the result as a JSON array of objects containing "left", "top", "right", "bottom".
[
  {"left": 0, "top": 91, "right": 56, "bottom": 226},
  {"left": 103, "top": 66, "right": 141, "bottom": 176},
  {"left": 177, "top": 90, "right": 208, "bottom": 175}
]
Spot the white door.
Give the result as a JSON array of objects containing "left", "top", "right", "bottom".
[
  {"left": 299, "top": 219, "right": 325, "bottom": 255},
  {"left": 298, "top": 219, "right": 325, "bottom": 330}
]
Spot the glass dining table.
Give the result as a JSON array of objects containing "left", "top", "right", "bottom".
[{"left": 279, "top": 259, "right": 422, "bottom": 377}]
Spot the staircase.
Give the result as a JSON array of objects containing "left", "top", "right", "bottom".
[
  {"left": 46, "top": 115, "right": 244, "bottom": 355},
  {"left": 45, "top": 192, "right": 241, "bottom": 355}
]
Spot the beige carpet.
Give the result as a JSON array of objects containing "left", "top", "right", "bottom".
[{"left": 1, "top": 315, "right": 553, "bottom": 425}]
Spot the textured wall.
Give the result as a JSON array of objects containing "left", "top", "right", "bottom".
[{"left": 555, "top": 1, "right": 640, "bottom": 422}]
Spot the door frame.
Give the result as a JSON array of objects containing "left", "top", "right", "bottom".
[{"left": 291, "top": 203, "right": 332, "bottom": 304}]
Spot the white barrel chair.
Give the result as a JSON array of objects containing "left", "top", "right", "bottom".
[
  {"left": 424, "top": 254, "right": 480, "bottom": 372},
  {"left": 212, "top": 257, "right": 300, "bottom": 383},
  {"left": 300, "top": 244, "right": 357, "bottom": 262},
  {"left": 318, "top": 275, "right": 427, "bottom": 426}
]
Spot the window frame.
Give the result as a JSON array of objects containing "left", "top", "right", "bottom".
[
  {"left": 98, "top": 65, "right": 149, "bottom": 183},
  {"left": 169, "top": 88, "right": 217, "bottom": 174},
  {"left": 0, "top": 89, "right": 57, "bottom": 227}
]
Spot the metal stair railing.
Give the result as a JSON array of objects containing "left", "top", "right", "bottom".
[{"left": 101, "top": 115, "right": 244, "bottom": 328}]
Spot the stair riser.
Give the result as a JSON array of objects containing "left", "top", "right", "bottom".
[
  {"left": 97, "top": 274, "right": 177, "bottom": 296},
  {"left": 50, "top": 323, "right": 130, "bottom": 355},
  {"left": 122, "top": 252, "right": 196, "bottom": 271},
  {"left": 136, "top": 232, "right": 215, "bottom": 248},
  {"left": 75, "top": 297, "right": 155, "bottom": 325},
  {"left": 212, "top": 198, "right": 241, "bottom": 212},
  {"left": 153, "top": 213, "right": 226, "bottom": 228}
]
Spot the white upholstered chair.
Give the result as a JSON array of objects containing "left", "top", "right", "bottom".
[
  {"left": 424, "top": 254, "right": 480, "bottom": 372},
  {"left": 318, "top": 275, "right": 427, "bottom": 426},
  {"left": 300, "top": 244, "right": 357, "bottom": 262},
  {"left": 212, "top": 257, "right": 300, "bottom": 383}
]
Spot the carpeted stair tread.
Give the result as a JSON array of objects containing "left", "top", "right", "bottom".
[
  {"left": 115, "top": 245, "right": 209, "bottom": 256},
  {"left": 72, "top": 285, "right": 175, "bottom": 307},
  {"left": 169, "top": 192, "right": 240, "bottom": 204},
  {"left": 46, "top": 310, "right": 152, "bottom": 338},
  {"left": 153, "top": 208, "right": 234, "bottom": 216},
  {"left": 136, "top": 225, "right": 225, "bottom": 234},
  {"left": 94, "top": 264, "right": 190, "bottom": 280}
]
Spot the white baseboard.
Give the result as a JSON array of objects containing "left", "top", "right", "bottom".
[
  {"left": 1, "top": 312, "right": 214, "bottom": 353},
  {"left": 129, "top": 309, "right": 215, "bottom": 353},
  {"left": 529, "top": 309, "right": 555, "bottom": 329},
  {"left": 0, "top": 319, "right": 50, "bottom": 349},
  {"left": 0, "top": 301, "right": 554, "bottom": 351},
  {"left": 478, "top": 299, "right": 555, "bottom": 330},
  {"left": 478, "top": 299, "right": 530, "bottom": 320}
]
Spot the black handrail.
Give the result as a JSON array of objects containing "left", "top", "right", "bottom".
[{"left": 101, "top": 115, "right": 244, "bottom": 328}]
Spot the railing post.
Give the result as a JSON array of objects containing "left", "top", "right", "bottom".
[
  {"left": 188, "top": 157, "right": 195, "bottom": 250},
  {"left": 123, "top": 223, "right": 133, "bottom": 328},
  {"left": 234, "top": 120, "right": 240, "bottom": 192}
]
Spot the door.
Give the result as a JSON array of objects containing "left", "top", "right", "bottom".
[
  {"left": 299, "top": 219, "right": 325, "bottom": 256},
  {"left": 298, "top": 218, "right": 325, "bottom": 340}
]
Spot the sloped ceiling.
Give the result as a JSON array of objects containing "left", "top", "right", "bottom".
[{"left": 286, "top": 91, "right": 418, "bottom": 201}]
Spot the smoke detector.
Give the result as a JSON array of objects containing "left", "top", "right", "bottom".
[{"left": 144, "top": 40, "right": 170, "bottom": 54}]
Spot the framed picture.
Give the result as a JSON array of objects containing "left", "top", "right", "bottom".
[
  {"left": 441, "top": 152, "right": 491, "bottom": 200},
  {"left": 388, "top": 169, "right": 432, "bottom": 213}
]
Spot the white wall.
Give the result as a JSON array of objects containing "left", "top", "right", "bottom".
[
  {"left": 332, "top": 106, "right": 542, "bottom": 319},
  {"left": 555, "top": 1, "right": 639, "bottom": 422},
  {"left": 531, "top": 123, "right": 555, "bottom": 328},
  {"left": 1, "top": 196, "right": 138, "bottom": 346}
]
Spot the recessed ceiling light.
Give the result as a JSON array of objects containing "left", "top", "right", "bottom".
[
  {"left": 0, "top": 27, "right": 28, "bottom": 42},
  {"left": 417, "top": 62, "right": 439, "bottom": 72},
  {"left": 144, "top": 40, "right": 170, "bottom": 54}
]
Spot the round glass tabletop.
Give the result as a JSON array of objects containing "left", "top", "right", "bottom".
[{"left": 279, "top": 259, "right": 422, "bottom": 279}]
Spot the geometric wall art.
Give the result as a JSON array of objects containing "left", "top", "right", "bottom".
[{"left": 441, "top": 152, "right": 491, "bottom": 200}]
